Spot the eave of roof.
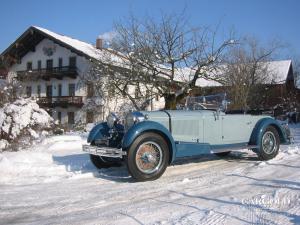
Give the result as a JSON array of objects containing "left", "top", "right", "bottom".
[{"left": 1, "top": 26, "right": 125, "bottom": 66}]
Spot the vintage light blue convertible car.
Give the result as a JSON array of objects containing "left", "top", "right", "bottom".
[{"left": 83, "top": 95, "right": 290, "bottom": 181}]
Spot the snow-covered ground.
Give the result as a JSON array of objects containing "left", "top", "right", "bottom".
[{"left": 0, "top": 125, "right": 299, "bottom": 225}]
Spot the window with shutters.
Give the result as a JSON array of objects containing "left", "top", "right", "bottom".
[
  {"left": 26, "top": 86, "right": 32, "bottom": 97},
  {"left": 69, "top": 57, "right": 76, "bottom": 67},
  {"left": 46, "top": 59, "right": 53, "bottom": 70},
  {"left": 58, "top": 58, "right": 63, "bottom": 69},
  {"left": 68, "top": 112, "right": 75, "bottom": 124},
  {"left": 46, "top": 85, "right": 52, "bottom": 97},
  {"left": 37, "top": 60, "right": 41, "bottom": 70},
  {"left": 69, "top": 83, "right": 75, "bottom": 96},
  {"left": 86, "top": 111, "right": 94, "bottom": 123},
  {"left": 27, "top": 62, "right": 32, "bottom": 71},
  {"left": 87, "top": 83, "right": 94, "bottom": 97},
  {"left": 58, "top": 84, "right": 62, "bottom": 97},
  {"left": 37, "top": 85, "right": 41, "bottom": 97},
  {"left": 57, "top": 112, "right": 62, "bottom": 124}
]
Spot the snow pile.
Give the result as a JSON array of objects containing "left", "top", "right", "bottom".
[
  {"left": 0, "top": 98, "right": 53, "bottom": 150},
  {"left": 0, "top": 134, "right": 93, "bottom": 184},
  {"left": 0, "top": 139, "right": 9, "bottom": 149},
  {"left": 0, "top": 151, "right": 65, "bottom": 184}
]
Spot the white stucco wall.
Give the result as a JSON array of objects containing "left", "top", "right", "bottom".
[
  {"left": 9, "top": 38, "right": 89, "bottom": 97},
  {"left": 10, "top": 38, "right": 89, "bottom": 72}
]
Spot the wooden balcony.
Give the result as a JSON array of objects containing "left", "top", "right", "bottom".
[
  {"left": 16, "top": 66, "right": 78, "bottom": 81},
  {"left": 37, "top": 96, "right": 83, "bottom": 108}
]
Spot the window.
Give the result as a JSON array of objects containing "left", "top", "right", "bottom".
[
  {"left": 58, "top": 58, "right": 63, "bottom": 69},
  {"left": 69, "top": 83, "right": 75, "bottom": 96},
  {"left": 26, "top": 86, "right": 32, "bottom": 97},
  {"left": 68, "top": 112, "right": 75, "bottom": 124},
  {"left": 46, "top": 59, "right": 53, "bottom": 70},
  {"left": 69, "top": 57, "right": 76, "bottom": 67},
  {"left": 86, "top": 111, "right": 94, "bottom": 123},
  {"left": 58, "top": 84, "right": 62, "bottom": 96},
  {"left": 57, "top": 112, "right": 62, "bottom": 124},
  {"left": 27, "top": 62, "right": 32, "bottom": 71},
  {"left": 37, "top": 85, "right": 41, "bottom": 97},
  {"left": 87, "top": 83, "right": 94, "bottom": 97},
  {"left": 46, "top": 85, "right": 52, "bottom": 97},
  {"left": 37, "top": 60, "right": 41, "bottom": 70}
]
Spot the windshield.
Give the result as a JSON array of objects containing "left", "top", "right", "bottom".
[{"left": 184, "top": 93, "right": 228, "bottom": 111}]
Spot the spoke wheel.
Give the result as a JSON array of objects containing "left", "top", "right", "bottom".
[
  {"left": 136, "top": 141, "right": 163, "bottom": 174},
  {"left": 257, "top": 126, "right": 280, "bottom": 161},
  {"left": 262, "top": 131, "right": 277, "bottom": 154},
  {"left": 126, "top": 132, "right": 169, "bottom": 181}
]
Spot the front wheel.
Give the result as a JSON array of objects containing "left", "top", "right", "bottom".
[
  {"left": 256, "top": 126, "right": 280, "bottom": 160},
  {"left": 126, "top": 132, "right": 169, "bottom": 181}
]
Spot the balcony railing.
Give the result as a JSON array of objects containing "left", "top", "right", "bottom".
[
  {"left": 16, "top": 66, "right": 78, "bottom": 81},
  {"left": 37, "top": 96, "right": 83, "bottom": 108}
]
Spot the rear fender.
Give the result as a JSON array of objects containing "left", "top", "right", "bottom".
[{"left": 249, "top": 118, "right": 288, "bottom": 149}]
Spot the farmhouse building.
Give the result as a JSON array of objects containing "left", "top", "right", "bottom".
[{"left": 0, "top": 26, "right": 165, "bottom": 126}]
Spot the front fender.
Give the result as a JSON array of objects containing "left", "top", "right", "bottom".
[
  {"left": 87, "top": 122, "right": 109, "bottom": 143},
  {"left": 122, "top": 121, "right": 177, "bottom": 163},
  {"left": 249, "top": 117, "right": 289, "bottom": 148}
]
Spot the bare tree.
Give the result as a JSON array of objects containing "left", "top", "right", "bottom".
[
  {"left": 220, "top": 37, "right": 282, "bottom": 110},
  {"left": 294, "top": 59, "right": 300, "bottom": 88},
  {"left": 83, "top": 12, "right": 235, "bottom": 110},
  {"left": 79, "top": 58, "right": 146, "bottom": 115},
  {"left": 288, "top": 58, "right": 300, "bottom": 111}
]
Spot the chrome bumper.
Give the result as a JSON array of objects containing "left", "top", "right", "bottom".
[{"left": 82, "top": 144, "right": 126, "bottom": 158}]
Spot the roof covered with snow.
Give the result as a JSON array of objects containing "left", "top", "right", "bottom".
[
  {"left": 265, "top": 60, "right": 293, "bottom": 84},
  {"left": 33, "top": 26, "right": 123, "bottom": 63},
  {"left": 177, "top": 60, "right": 293, "bottom": 87},
  {"left": 0, "top": 26, "right": 125, "bottom": 67}
]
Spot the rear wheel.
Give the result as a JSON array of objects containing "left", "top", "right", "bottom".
[
  {"left": 256, "top": 126, "right": 280, "bottom": 160},
  {"left": 126, "top": 132, "right": 169, "bottom": 181}
]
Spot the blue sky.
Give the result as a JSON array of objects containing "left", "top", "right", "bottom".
[{"left": 0, "top": 0, "right": 299, "bottom": 59}]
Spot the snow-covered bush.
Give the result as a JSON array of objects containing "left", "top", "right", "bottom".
[
  {"left": 0, "top": 98, "right": 54, "bottom": 151},
  {"left": 0, "top": 80, "right": 21, "bottom": 107}
]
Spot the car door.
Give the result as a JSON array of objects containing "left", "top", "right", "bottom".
[
  {"left": 221, "top": 115, "right": 256, "bottom": 144},
  {"left": 203, "top": 111, "right": 223, "bottom": 145}
]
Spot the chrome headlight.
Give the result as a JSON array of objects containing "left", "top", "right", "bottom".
[
  {"left": 107, "top": 112, "right": 119, "bottom": 129},
  {"left": 125, "top": 111, "right": 145, "bottom": 130}
]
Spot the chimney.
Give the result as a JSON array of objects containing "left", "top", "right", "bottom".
[{"left": 96, "top": 38, "right": 103, "bottom": 49}]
